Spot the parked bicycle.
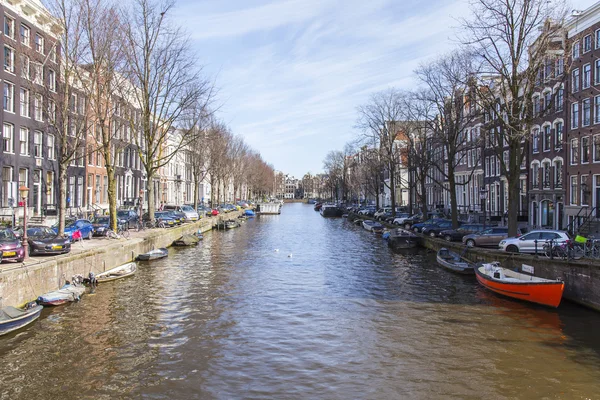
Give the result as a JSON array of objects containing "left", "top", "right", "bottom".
[
  {"left": 543, "top": 238, "right": 583, "bottom": 260},
  {"left": 106, "top": 222, "right": 130, "bottom": 239}
]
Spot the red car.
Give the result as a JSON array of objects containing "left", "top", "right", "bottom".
[{"left": 0, "top": 228, "right": 25, "bottom": 263}]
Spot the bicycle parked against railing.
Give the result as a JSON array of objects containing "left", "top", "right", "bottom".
[{"left": 543, "top": 238, "right": 583, "bottom": 260}]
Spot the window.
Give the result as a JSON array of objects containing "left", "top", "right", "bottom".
[
  {"left": 2, "top": 166, "right": 14, "bottom": 207},
  {"left": 584, "top": 34, "right": 592, "bottom": 53},
  {"left": 32, "top": 62, "right": 43, "bottom": 85},
  {"left": 20, "top": 24, "right": 29, "bottom": 46},
  {"left": 596, "top": 60, "right": 600, "bottom": 84},
  {"left": 555, "top": 122, "right": 563, "bottom": 149},
  {"left": 572, "top": 103, "right": 579, "bottom": 129},
  {"left": 583, "top": 64, "right": 591, "bottom": 88},
  {"left": 533, "top": 95, "right": 540, "bottom": 116},
  {"left": 583, "top": 98, "right": 591, "bottom": 126},
  {"left": 48, "top": 100, "right": 55, "bottom": 122},
  {"left": 532, "top": 128, "right": 539, "bottom": 153},
  {"left": 34, "top": 131, "right": 42, "bottom": 158},
  {"left": 556, "top": 58, "right": 564, "bottom": 76},
  {"left": 571, "top": 176, "right": 578, "bottom": 205},
  {"left": 582, "top": 175, "right": 589, "bottom": 205},
  {"left": 2, "top": 123, "right": 13, "bottom": 153},
  {"left": 48, "top": 69, "right": 56, "bottom": 92},
  {"left": 49, "top": 44, "right": 56, "bottom": 62},
  {"left": 4, "top": 46, "right": 14, "bottom": 73},
  {"left": 20, "top": 88, "right": 29, "bottom": 118},
  {"left": 556, "top": 87, "right": 564, "bottom": 111},
  {"left": 34, "top": 33, "right": 44, "bottom": 53},
  {"left": 596, "top": 97, "right": 600, "bottom": 124},
  {"left": 571, "top": 138, "right": 579, "bottom": 164},
  {"left": 595, "top": 136, "right": 600, "bottom": 162},
  {"left": 47, "top": 134, "right": 55, "bottom": 160},
  {"left": 4, "top": 15, "right": 14, "bottom": 39},
  {"left": 543, "top": 125, "right": 551, "bottom": 151},
  {"left": 532, "top": 163, "right": 539, "bottom": 188},
  {"left": 597, "top": 29, "right": 600, "bottom": 49},
  {"left": 582, "top": 136, "right": 590, "bottom": 163},
  {"left": 18, "top": 168, "right": 27, "bottom": 190},
  {"left": 19, "top": 127, "right": 29, "bottom": 155},
  {"left": 46, "top": 171, "right": 54, "bottom": 204},
  {"left": 573, "top": 41, "right": 580, "bottom": 59},
  {"left": 20, "top": 55, "right": 29, "bottom": 79},
  {"left": 34, "top": 94, "right": 42, "bottom": 121},
  {"left": 554, "top": 160, "right": 563, "bottom": 188},
  {"left": 70, "top": 93, "right": 77, "bottom": 113},
  {"left": 543, "top": 162, "right": 550, "bottom": 187},
  {"left": 544, "top": 91, "right": 552, "bottom": 111},
  {"left": 3, "top": 81, "right": 14, "bottom": 112},
  {"left": 572, "top": 69, "right": 580, "bottom": 93}
]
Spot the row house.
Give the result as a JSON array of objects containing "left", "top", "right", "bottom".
[
  {"left": 564, "top": 3, "right": 600, "bottom": 232},
  {"left": 0, "top": 0, "right": 64, "bottom": 218}
]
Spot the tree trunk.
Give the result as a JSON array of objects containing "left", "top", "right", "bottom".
[
  {"left": 58, "top": 164, "right": 68, "bottom": 235},
  {"left": 106, "top": 164, "right": 118, "bottom": 231},
  {"left": 389, "top": 166, "right": 396, "bottom": 217},
  {"left": 193, "top": 178, "right": 199, "bottom": 209},
  {"left": 420, "top": 176, "right": 428, "bottom": 217},
  {"left": 147, "top": 170, "right": 155, "bottom": 221},
  {"left": 506, "top": 140, "right": 521, "bottom": 237},
  {"left": 448, "top": 169, "right": 459, "bottom": 228}
]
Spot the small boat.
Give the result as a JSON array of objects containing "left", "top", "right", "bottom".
[
  {"left": 96, "top": 262, "right": 137, "bottom": 282},
  {"left": 314, "top": 202, "right": 323, "bottom": 211},
  {"left": 320, "top": 204, "right": 344, "bottom": 217},
  {"left": 474, "top": 262, "right": 565, "bottom": 308},
  {"left": 225, "top": 220, "right": 239, "bottom": 229},
  {"left": 244, "top": 209, "right": 255, "bottom": 217},
  {"left": 37, "top": 282, "right": 85, "bottom": 306},
  {"left": 362, "top": 220, "right": 384, "bottom": 233},
  {"left": 173, "top": 234, "right": 200, "bottom": 246},
  {"left": 436, "top": 248, "right": 474, "bottom": 274},
  {"left": 0, "top": 302, "right": 43, "bottom": 336},
  {"left": 137, "top": 248, "right": 168, "bottom": 261},
  {"left": 387, "top": 228, "right": 420, "bottom": 250}
]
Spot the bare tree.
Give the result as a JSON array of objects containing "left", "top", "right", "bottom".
[
  {"left": 356, "top": 89, "right": 408, "bottom": 216},
  {"left": 43, "top": 0, "right": 90, "bottom": 235},
  {"left": 414, "top": 50, "right": 482, "bottom": 228},
  {"left": 120, "top": 0, "right": 213, "bottom": 220},
  {"left": 462, "top": 0, "right": 567, "bottom": 236}
]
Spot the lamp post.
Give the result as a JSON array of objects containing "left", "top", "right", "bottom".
[
  {"left": 19, "top": 185, "right": 29, "bottom": 260},
  {"left": 138, "top": 189, "right": 144, "bottom": 228},
  {"left": 480, "top": 188, "right": 488, "bottom": 229}
]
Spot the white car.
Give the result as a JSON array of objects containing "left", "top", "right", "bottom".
[
  {"left": 498, "top": 230, "right": 570, "bottom": 253},
  {"left": 392, "top": 213, "right": 411, "bottom": 225},
  {"left": 373, "top": 207, "right": 392, "bottom": 219}
]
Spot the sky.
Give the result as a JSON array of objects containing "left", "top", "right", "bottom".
[{"left": 174, "top": 0, "right": 598, "bottom": 178}]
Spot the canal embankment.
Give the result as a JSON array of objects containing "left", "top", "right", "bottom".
[
  {"left": 0, "top": 211, "right": 245, "bottom": 308},
  {"left": 419, "top": 235, "right": 600, "bottom": 312}
]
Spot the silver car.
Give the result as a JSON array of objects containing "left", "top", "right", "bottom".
[{"left": 499, "top": 230, "right": 570, "bottom": 253}]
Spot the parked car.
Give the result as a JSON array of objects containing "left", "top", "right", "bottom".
[
  {"left": 162, "top": 210, "right": 185, "bottom": 224},
  {"left": 374, "top": 207, "right": 392, "bottom": 219},
  {"left": 439, "top": 224, "right": 487, "bottom": 242},
  {"left": 54, "top": 219, "right": 94, "bottom": 241},
  {"left": 26, "top": 225, "right": 71, "bottom": 256},
  {"left": 153, "top": 212, "right": 177, "bottom": 227},
  {"left": 164, "top": 205, "right": 199, "bottom": 222},
  {"left": 358, "top": 206, "right": 377, "bottom": 216},
  {"left": 92, "top": 216, "right": 111, "bottom": 236},
  {"left": 117, "top": 210, "right": 139, "bottom": 229},
  {"left": 392, "top": 213, "right": 412, "bottom": 225},
  {"left": 499, "top": 230, "right": 569, "bottom": 253},
  {"left": 0, "top": 228, "right": 25, "bottom": 262},
  {"left": 462, "top": 227, "right": 521, "bottom": 248},
  {"left": 412, "top": 219, "right": 451, "bottom": 233},
  {"left": 421, "top": 220, "right": 459, "bottom": 237}
]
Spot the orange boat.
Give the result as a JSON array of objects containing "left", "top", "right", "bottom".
[{"left": 474, "top": 262, "right": 564, "bottom": 308}]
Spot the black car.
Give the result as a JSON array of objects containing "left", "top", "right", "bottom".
[
  {"left": 421, "top": 220, "right": 460, "bottom": 238},
  {"left": 162, "top": 210, "right": 185, "bottom": 224},
  {"left": 92, "top": 217, "right": 111, "bottom": 236},
  {"left": 117, "top": 210, "right": 140, "bottom": 229},
  {"left": 26, "top": 225, "right": 71, "bottom": 256},
  {"left": 438, "top": 224, "right": 487, "bottom": 242},
  {"left": 143, "top": 212, "right": 177, "bottom": 227}
]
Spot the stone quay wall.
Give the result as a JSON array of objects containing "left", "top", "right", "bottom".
[{"left": 0, "top": 211, "right": 244, "bottom": 308}]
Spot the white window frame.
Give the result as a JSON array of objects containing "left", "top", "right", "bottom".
[
  {"left": 34, "top": 130, "right": 42, "bottom": 158},
  {"left": 19, "top": 127, "right": 29, "bottom": 156},
  {"left": 4, "top": 46, "right": 14, "bottom": 73},
  {"left": 3, "top": 123, "right": 14, "bottom": 154},
  {"left": 19, "top": 24, "right": 30, "bottom": 47}
]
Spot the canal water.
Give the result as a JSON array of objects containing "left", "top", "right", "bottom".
[{"left": 1, "top": 203, "right": 600, "bottom": 399}]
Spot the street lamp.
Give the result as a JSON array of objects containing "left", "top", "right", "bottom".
[
  {"left": 480, "top": 188, "right": 488, "bottom": 229},
  {"left": 138, "top": 189, "right": 144, "bottom": 228},
  {"left": 19, "top": 185, "right": 29, "bottom": 260}
]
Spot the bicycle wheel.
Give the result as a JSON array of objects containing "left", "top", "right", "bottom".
[
  {"left": 571, "top": 245, "right": 584, "bottom": 260},
  {"left": 106, "top": 230, "right": 119, "bottom": 239},
  {"left": 121, "top": 229, "right": 130, "bottom": 239},
  {"left": 543, "top": 243, "right": 553, "bottom": 258}
]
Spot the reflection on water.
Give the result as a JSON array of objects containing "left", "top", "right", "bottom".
[{"left": 1, "top": 203, "right": 600, "bottom": 399}]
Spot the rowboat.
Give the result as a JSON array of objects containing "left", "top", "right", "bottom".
[
  {"left": 96, "top": 262, "right": 137, "bottom": 283},
  {"left": 137, "top": 248, "right": 168, "bottom": 261},
  {"left": 474, "top": 262, "right": 564, "bottom": 308},
  {"left": 387, "top": 228, "right": 419, "bottom": 250},
  {"left": 225, "top": 220, "right": 239, "bottom": 229},
  {"left": 436, "top": 248, "right": 474, "bottom": 274},
  {"left": 0, "top": 303, "right": 43, "bottom": 336},
  {"left": 362, "top": 220, "right": 384, "bottom": 233},
  {"left": 173, "top": 234, "right": 200, "bottom": 246},
  {"left": 37, "top": 283, "right": 85, "bottom": 306}
]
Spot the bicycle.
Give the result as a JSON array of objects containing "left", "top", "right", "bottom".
[
  {"left": 106, "top": 223, "right": 130, "bottom": 239},
  {"left": 543, "top": 239, "right": 583, "bottom": 260}
]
